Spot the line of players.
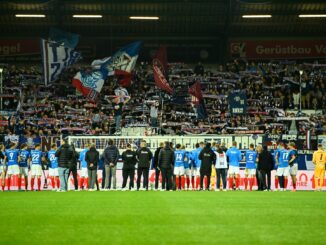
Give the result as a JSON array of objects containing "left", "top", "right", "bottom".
[
  {"left": 0, "top": 143, "right": 59, "bottom": 191},
  {"left": 0, "top": 140, "right": 324, "bottom": 192},
  {"left": 161, "top": 141, "right": 299, "bottom": 191}
]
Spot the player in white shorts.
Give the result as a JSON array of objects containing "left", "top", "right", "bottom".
[
  {"left": 4, "top": 143, "right": 20, "bottom": 191},
  {"left": 18, "top": 144, "right": 30, "bottom": 191},
  {"left": 79, "top": 144, "right": 90, "bottom": 190},
  {"left": 190, "top": 142, "right": 204, "bottom": 190},
  {"left": 47, "top": 144, "right": 60, "bottom": 191},
  {"left": 244, "top": 144, "right": 258, "bottom": 191},
  {"left": 226, "top": 141, "right": 242, "bottom": 190},
  {"left": 275, "top": 142, "right": 290, "bottom": 191},
  {"left": 182, "top": 145, "right": 191, "bottom": 190},
  {"left": 30, "top": 144, "right": 44, "bottom": 191},
  {"left": 174, "top": 144, "right": 187, "bottom": 190}
]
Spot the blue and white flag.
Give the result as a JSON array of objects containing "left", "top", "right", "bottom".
[
  {"left": 41, "top": 39, "right": 81, "bottom": 85},
  {"left": 49, "top": 28, "right": 79, "bottom": 49},
  {"left": 100, "top": 41, "right": 141, "bottom": 77}
]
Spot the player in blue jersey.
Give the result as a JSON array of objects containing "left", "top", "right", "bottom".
[
  {"left": 275, "top": 142, "right": 289, "bottom": 191},
  {"left": 0, "top": 144, "right": 6, "bottom": 191},
  {"left": 19, "top": 144, "right": 30, "bottom": 191},
  {"left": 226, "top": 141, "right": 242, "bottom": 190},
  {"left": 244, "top": 143, "right": 258, "bottom": 191},
  {"left": 190, "top": 142, "right": 204, "bottom": 190},
  {"left": 182, "top": 145, "right": 191, "bottom": 190},
  {"left": 47, "top": 143, "right": 60, "bottom": 191},
  {"left": 30, "top": 144, "right": 44, "bottom": 191},
  {"left": 174, "top": 144, "right": 187, "bottom": 190},
  {"left": 273, "top": 141, "right": 281, "bottom": 190},
  {"left": 288, "top": 142, "right": 298, "bottom": 192},
  {"left": 79, "top": 144, "right": 89, "bottom": 190},
  {"left": 4, "top": 142, "right": 20, "bottom": 191}
]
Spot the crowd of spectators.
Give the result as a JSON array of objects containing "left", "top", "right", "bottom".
[{"left": 0, "top": 59, "right": 325, "bottom": 143}]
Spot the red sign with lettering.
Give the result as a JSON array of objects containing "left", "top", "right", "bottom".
[
  {"left": 0, "top": 39, "right": 40, "bottom": 56},
  {"left": 230, "top": 40, "right": 326, "bottom": 59}
]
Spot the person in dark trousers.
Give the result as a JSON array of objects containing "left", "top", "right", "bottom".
[
  {"left": 199, "top": 143, "right": 216, "bottom": 191},
  {"left": 214, "top": 145, "right": 228, "bottom": 191},
  {"left": 103, "top": 139, "right": 119, "bottom": 190},
  {"left": 257, "top": 145, "right": 274, "bottom": 191},
  {"left": 121, "top": 143, "right": 137, "bottom": 190},
  {"left": 85, "top": 144, "right": 99, "bottom": 191},
  {"left": 68, "top": 144, "right": 79, "bottom": 191},
  {"left": 98, "top": 154, "right": 105, "bottom": 190},
  {"left": 55, "top": 139, "right": 74, "bottom": 192},
  {"left": 153, "top": 142, "right": 164, "bottom": 190},
  {"left": 158, "top": 141, "right": 175, "bottom": 191},
  {"left": 136, "top": 140, "right": 153, "bottom": 190}
]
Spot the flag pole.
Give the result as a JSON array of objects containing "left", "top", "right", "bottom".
[{"left": 160, "top": 92, "right": 164, "bottom": 135}]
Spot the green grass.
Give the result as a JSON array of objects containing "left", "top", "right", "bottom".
[{"left": 1, "top": 191, "right": 326, "bottom": 244}]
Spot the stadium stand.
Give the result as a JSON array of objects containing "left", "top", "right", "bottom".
[{"left": 0, "top": 60, "right": 325, "bottom": 143}]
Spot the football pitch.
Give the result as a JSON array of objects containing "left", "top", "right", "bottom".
[{"left": 1, "top": 191, "right": 325, "bottom": 244}]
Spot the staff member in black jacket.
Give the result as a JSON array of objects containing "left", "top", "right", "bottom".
[
  {"left": 85, "top": 144, "right": 99, "bottom": 191},
  {"left": 153, "top": 142, "right": 164, "bottom": 190},
  {"left": 136, "top": 141, "right": 153, "bottom": 191},
  {"left": 199, "top": 143, "right": 216, "bottom": 191},
  {"left": 121, "top": 143, "right": 137, "bottom": 191},
  {"left": 158, "top": 141, "right": 175, "bottom": 191},
  {"left": 55, "top": 139, "right": 74, "bottom": 192},
  {"left": 257, "top": 145, "right": 274, "bottom": 191},
  {"left": 68, "top": 144, "right": 79, "bottom": 191},
  {"left": 103, "top": 139, "right": 119, "bottom": 190}
]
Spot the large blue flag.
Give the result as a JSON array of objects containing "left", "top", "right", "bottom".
[
  {"left": 49, "top": 28, "right": 79, "bottom": 49},
  {"left": 99, "top": 41, "right": 141, "bottom": 78}
]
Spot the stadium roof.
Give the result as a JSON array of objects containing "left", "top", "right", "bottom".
[{"left": 1, "top": 0, "right": 326, "bottom": 39}]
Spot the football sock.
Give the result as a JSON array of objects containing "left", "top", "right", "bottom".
[
  {"left": 319, "top": 178, "right": 324, "bottom": 189},
  {"left": 181, "top": 176, "right": 185, "bottom": 189},
  {"left": 18, "top": 177, "right": 21, "bottom": 190},
  {"left": 275, "top": 178, "right": 279, "bottom": 189},
  {"left": 6, "top": 178, "right": 10, "bottom": 190},
  {"left": 284, "top": 178, "right": 288, "bottom": 189},
  {"left": 37, "top": 178, "right": 41, "bottom": 191},
  {"left": 176, "top": 176, "right": 180, "bottom": 190},
  {"left": 293, "top": 182, "right": 296, "bottom": 190},
  {"left": 196, "top": 176, "right": 200, "bottom": 189},
  {"left": 235, "top": 177, "right": 240, "bottom": 189},
  {"left": 244, "top": 177, "right": 248, "bottom": 190},
  {"left": 186, "top": 176, "right": 190, "bottom": 188},
  {"left": 191, "top": 176, "right": 195, "bottom": 189},
  {"left": 25, "top": 177, "right": 28, "bottom": 190},
  {"left": 228, "top": 177, "right": 233, "bottom": 189},
  {"left": 56, "top": 177, "right": 60, "bottom": 189},
  {"left": 79, "top": 178, "right": 83, "bottom": 189},
  {"left": 31, "top": 178, "right": 34, "bottom": 190},
  {"left": 249, "top": 178, "right": 254, "bottom": 191},
  {"left": 51, "top": 177, "right": 56, "bottom": 189}
]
